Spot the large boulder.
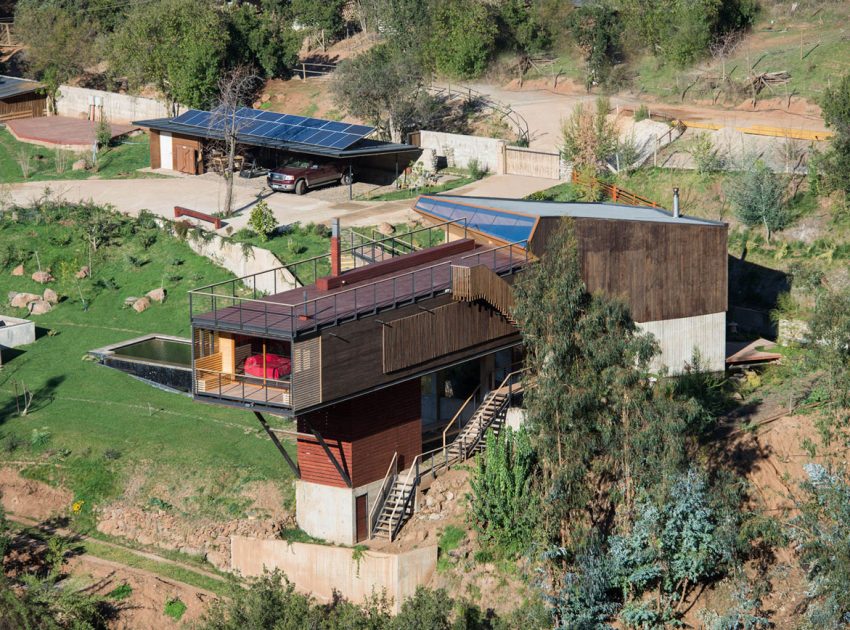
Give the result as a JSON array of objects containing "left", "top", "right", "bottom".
[
  {"left": 146, "top": 287, "right": 166, "bottom": 303},
  {"left": 28, "top": 299, "right": 52, "bottom": 315},
  {"left": 377, "top": 222, "right": 396, "bottom": 236},
  {"left": 71, "top": 159, "right": 87, "bottom": 171},
  {"left": 75, "top": 266, "right": 90, "bottom": 279},
  {"left": 31, "top": 271, "right": 54, "bottom": 284},
  {"left": 11, "top": 265, "right": 24, "bottom": 276},
  {"left": 43, "top": 288, "right": 59, "bottom": 305},
  {"left": 132, "top": 297, "right": 150, "bottom": 313},
  {"left": 10, "top": 292, "right": 41, "bottom": 308}
]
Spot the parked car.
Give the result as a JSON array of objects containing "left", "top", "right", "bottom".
[{"left": 267, "top": 158, "right": 352, "bottom": 194}]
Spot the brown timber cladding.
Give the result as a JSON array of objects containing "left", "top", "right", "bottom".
[
  {"left": 0, "top": 92, "right": 47, "bottom": 121},
  {"left": 530, "top": 217, "right": 728, "bottom": 322},
  {"left": 451, "top": 265, "right": 515, "bottom": 320},
  {"left": 149, "top": 130, "right": 161, "bottom": 169},
  {"left": 382, "top": 300, "right": 516, "bottom": 373},
  {"left": 292, "top": 337, "right": 321, "bottom": 410},
  {"left": 320, "top": 294, "right": 521, "bottom": 403},
  {"left": 297, "top": 380, "right": 421, "bottom": 487}
]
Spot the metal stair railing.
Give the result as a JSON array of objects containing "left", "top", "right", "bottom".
[{"left": 369, "top": 452, "right": 398, "bottom": 538}]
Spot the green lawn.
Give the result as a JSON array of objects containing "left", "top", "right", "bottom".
[
  {"left": 0, "top": 129, "right": 162, "bottom": 184},
  {"left": 0, "top": 204, "right": 296, "bottom": 534},
  {"left": 229, "top": 222, "right": 333, "bottom": 285}
]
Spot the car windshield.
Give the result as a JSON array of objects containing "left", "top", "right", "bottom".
[{"left": 281, "top": 158, "right": 311, "bottom": 168}]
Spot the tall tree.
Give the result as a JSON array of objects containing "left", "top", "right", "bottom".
[
  {"left": 560, "top": 97, "right": 618, "bottom": 175},
  {"left": 567, "top": 4, "right": 622, "bottom": 90},
  {"left": 212, "top": 65, "right": 262, "bottom": 217},
  {"left": 431, "top": 0, "right": 497, "bottom": 80},
  {"left": 108, "top": 0, "right": 227, "bottom": 112},
  {"left": 225, "top": 3, "right": 300, "bottom": 78},
  {"left": 498, "top": 0, "right": 552, "bottom": 85},
  {"left": 332, "top": 43, "right": 437, "bottom": 143},
  {"left": 14, "top": 1, "right": 93, "bottom": 113},
  {"left": 816, "top": 73, "right": 850, "bottom": 195},
  {"left": 289, "top": 0, "right": 345, "bottom": 52}
]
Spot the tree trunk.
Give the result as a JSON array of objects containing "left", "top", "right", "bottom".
[
  {"left": 388, "top": 114, "right": 401, "bottom": 144},
  {"left": 224, "top": 131, "right": 236, "bottom": 216}
]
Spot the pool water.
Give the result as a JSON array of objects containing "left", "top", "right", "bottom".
[{"left": 111, "top": 337, "right": 191, "bottom": 366}]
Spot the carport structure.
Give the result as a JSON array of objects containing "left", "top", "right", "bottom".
[{"left": 134, "top": 107, "right": 421, "bottom": 183}]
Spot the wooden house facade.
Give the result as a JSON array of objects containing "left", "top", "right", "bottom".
[{"left": 189, "top": 199, "right": 728, "bottom": 544}]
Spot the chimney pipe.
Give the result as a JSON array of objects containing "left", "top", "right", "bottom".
[
  {"left": 672, "top": 187, "right": 680, "bottom": 218},
  {"left": 331, "top": 218, "right": 341, "bottom": 277}
]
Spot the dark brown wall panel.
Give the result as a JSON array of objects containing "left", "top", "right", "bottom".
[
  {"left": 0, "top": 93, "right": 46, "bottom": 121},
  {"left": 530, "top": 217, "right": 727, "bottom": 322},
  {"left": 319, "top": 294, "right": 521, "bottom": 403}
]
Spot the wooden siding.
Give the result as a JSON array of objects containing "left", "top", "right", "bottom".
[
  {"left": 172, "top": 133, "right": 203, "bottom": 174},
  {"left": 149, "top": 130, "right": 161, "bottom": 169},
  {"left": 0, "top": 92, "right": 47, "bottom": 122},
  {"left": 530, "top": 217, "right": 728, "bottom": 322},
  {"left": 319, "top": 294, "right": 522, "bottom": 403},
  {"left": 383, "top": 301, "right": 516, "bottom": 373},
  {"left": 292, "top": 337, "right": 322, "bottom": 410},
  {"left": 298, "top": 380, "right": 421, "bottom": 487}
]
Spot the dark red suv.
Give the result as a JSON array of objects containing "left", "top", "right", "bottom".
[{"left": 267, "top": 158, "right": 352, "bottom": 195}]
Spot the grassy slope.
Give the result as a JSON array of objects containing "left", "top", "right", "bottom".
[
  {"left": 0, "top": 213, "right": 295, "bottom": 530},
  {"left": 529, "top": 3, "right": 850, "bottom": 106},
  {"left": 0, "top": 130, "right": 162, "bottom": 183}
]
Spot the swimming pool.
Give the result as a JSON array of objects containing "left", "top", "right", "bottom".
[{"left": 90, "top": 334, "right": 192, "bottom": 392}]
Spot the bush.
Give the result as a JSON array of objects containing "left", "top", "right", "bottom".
[
  {"left": 164, "top": 597, "right": 187, "bottom": 621},
  {"left": 247, "top": 200, "right": 276, "bottom": 242},
  {"left": 567, "top": 4, "right": 623, "bottom": 90},
  {"left": 634, "top": 105, "right": 649, "bottom": 122},
  {"left": 467, "top": 158, "right": 488, "bottom": 180},
  {"left": 729, "top": 160, "right": 790, "bottom": 241},
  {"left": 688, "top": 132, "right": 725, "bottom": 174},
  {"left": 431, "top": 0, "right": 497, "bottom": 79}
]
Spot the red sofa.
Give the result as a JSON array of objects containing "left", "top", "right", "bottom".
[{"left": 244, "top": 354, "right": 291, "bottom": 380}]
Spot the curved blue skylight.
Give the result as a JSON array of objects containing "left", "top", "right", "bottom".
[{"left": 415, "top": 197, "right": 535, "bottom": 246}]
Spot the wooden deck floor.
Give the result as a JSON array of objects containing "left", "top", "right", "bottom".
[
  {"left": 199, "top": 380, "right": 291, "bottom": 407},
  {"left": 192, "top": 248, "right": 521, "bottom": 338}
]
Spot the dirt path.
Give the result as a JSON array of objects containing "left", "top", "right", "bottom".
[{"left": 451, "top": 80, "right": 828, "bottom": 152}]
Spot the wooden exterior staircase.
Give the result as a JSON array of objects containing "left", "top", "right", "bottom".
[{"left": 369, "top": 370, "right": 526, "bottom": 541}]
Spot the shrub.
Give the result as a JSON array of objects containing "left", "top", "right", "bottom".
[
  {"left": 248, "top": 200, "right": 276, "bottom": 242},
  {"left": 634, "top": 105, "right": 649, "bottom": 122},
  {"left": 469, "top": 427, "right": 538, "bottom": 558},
  {"left": 164, "top": 597, "right": 187, "bottom": 621},
  {"left": 567, "top": 4, "right": 623, "bottom": 90},
  {"left": 467, "top": 158, "right": 488, "bottom": 180},
  {"left": 173, "top": 220, "right": 190, "bottom": 241},
  {"left": 30, "top": 428, "right": 51, "bottom": 449},
  {"left": 728, "top": 160, "right": 789, "bottom": 241},
  {"left": 688, "top": 132, "right": 725, "bottom": 174},
  {"left": 431, "top": 0, "right": 497, "bottom": 79},
  {"left": 96, "top": 116, "right": 112, "bottom": 150}
]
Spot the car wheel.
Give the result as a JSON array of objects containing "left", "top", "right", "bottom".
[
  {"left": 295, "top": 179, "right": 307, "bottom": 195},
  {"left": 341, "top": 172, "right": 353, "bottom": 186}
]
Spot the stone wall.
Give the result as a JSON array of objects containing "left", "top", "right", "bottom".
[
  {"left": 231, "top": 536, "right": 437, "bottom": 612},
  {"left": 56, "top": 85, "right": 173, "bottom": 123},
  {"left": 418, "top": 130, "right": 505, "bottom": 174}
]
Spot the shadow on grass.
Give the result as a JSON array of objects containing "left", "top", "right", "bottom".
[{"left": 0, "top": 375, "right": 65, "bottom": 425}]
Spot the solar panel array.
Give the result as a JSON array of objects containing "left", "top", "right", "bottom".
[{"left": 172, "top": 108, "right": 374, "bottom": 151}]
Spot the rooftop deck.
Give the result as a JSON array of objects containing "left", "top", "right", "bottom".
[{"left": 190, "top": 238, "right": 530, "bottom": 338}]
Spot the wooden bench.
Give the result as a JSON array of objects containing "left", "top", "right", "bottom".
[{"left": 174, "top": 206, "right": 222, "bottom": 229}]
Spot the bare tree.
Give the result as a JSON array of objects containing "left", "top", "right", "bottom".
[
  {"left": 710, "top": 31, "right": 741, "bottom": 83},
  {"left": 210, "top": 66, "right": 262, "bottom": 217}
]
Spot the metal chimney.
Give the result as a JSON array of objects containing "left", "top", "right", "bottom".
[
  {"left": 672, "top": 187, "right": 680, "bottom": 218},
  {"left": 331, "top": 218, "right": 341, "bottom": 277}
]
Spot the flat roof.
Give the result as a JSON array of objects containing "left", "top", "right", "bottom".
[
  {"left": 422, "top": 195, "right": 725, "bottom": 227},
  {"left": 0, "top": 75, "right": 43, "bottom": 100},
  {"left": 133, "top": 112, "right": 421, "bottom": 159},
  {"left": 191, "top": 239, "right": 524, "bottom": 338}
]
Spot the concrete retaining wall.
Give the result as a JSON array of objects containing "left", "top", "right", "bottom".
[
  {"left": 418, "top": 130, "right": 505, "bottom": 174},
  {"left": 186, "top": 235, "right": 299, "bottom": 295},
  {"left": 231, "top": 536, "right": 437, "bottom": 612},
  {"left": 638, "top": 311, "right": 726, "bottom": 374},
  {"left": 0, "top": 315, "right": 36, "bottom": 366},
  {"left": 56, "top": 85, "right": 172, "bottom": 123}
]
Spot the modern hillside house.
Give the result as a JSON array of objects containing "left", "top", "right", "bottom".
[{"left": 188, "top": 196, "right": 727, "bottom": 544}]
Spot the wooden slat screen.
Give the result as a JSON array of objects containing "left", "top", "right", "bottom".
[
  {"left": 383, "top": 301, "right": 516, "bottom": 373},
  {"left": 452, "top": 265, "right": 515, "bottom": 319},
  {"left": 292, "top": 336, "right": 322, "bottom": 410}
]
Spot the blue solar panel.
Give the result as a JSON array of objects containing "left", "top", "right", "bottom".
[
  {"left": 322, "top": 121, "right": 350, "bottom": 132},
  {"left": 169, "top": 107, "right": 374, "bottom": 150}
]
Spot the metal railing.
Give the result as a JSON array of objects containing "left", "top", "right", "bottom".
[
  {"left": 369, "top": 452, "right": 398, "bottom": 537},
  {"left": 194, "top": 368, "right": 292, "bottom": 408},
  {"left": 458, "top": 239, "right": 531, "bottom": 271},
  {"left": 441, "top": 386, "right": 480, "bottom": 451},
  {"left": 188, "top": 223, "right": 538, "bottom": 339}
]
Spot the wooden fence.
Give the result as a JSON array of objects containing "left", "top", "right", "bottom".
[
  {"left": 571, "top": 171, "right": 663, "bottom": 208},
  {"left": 0, "top": 20, "right": 15, "bottom": 47},
  {"left": 504, "top": 145, "right": 561, "bottom": 179}
]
